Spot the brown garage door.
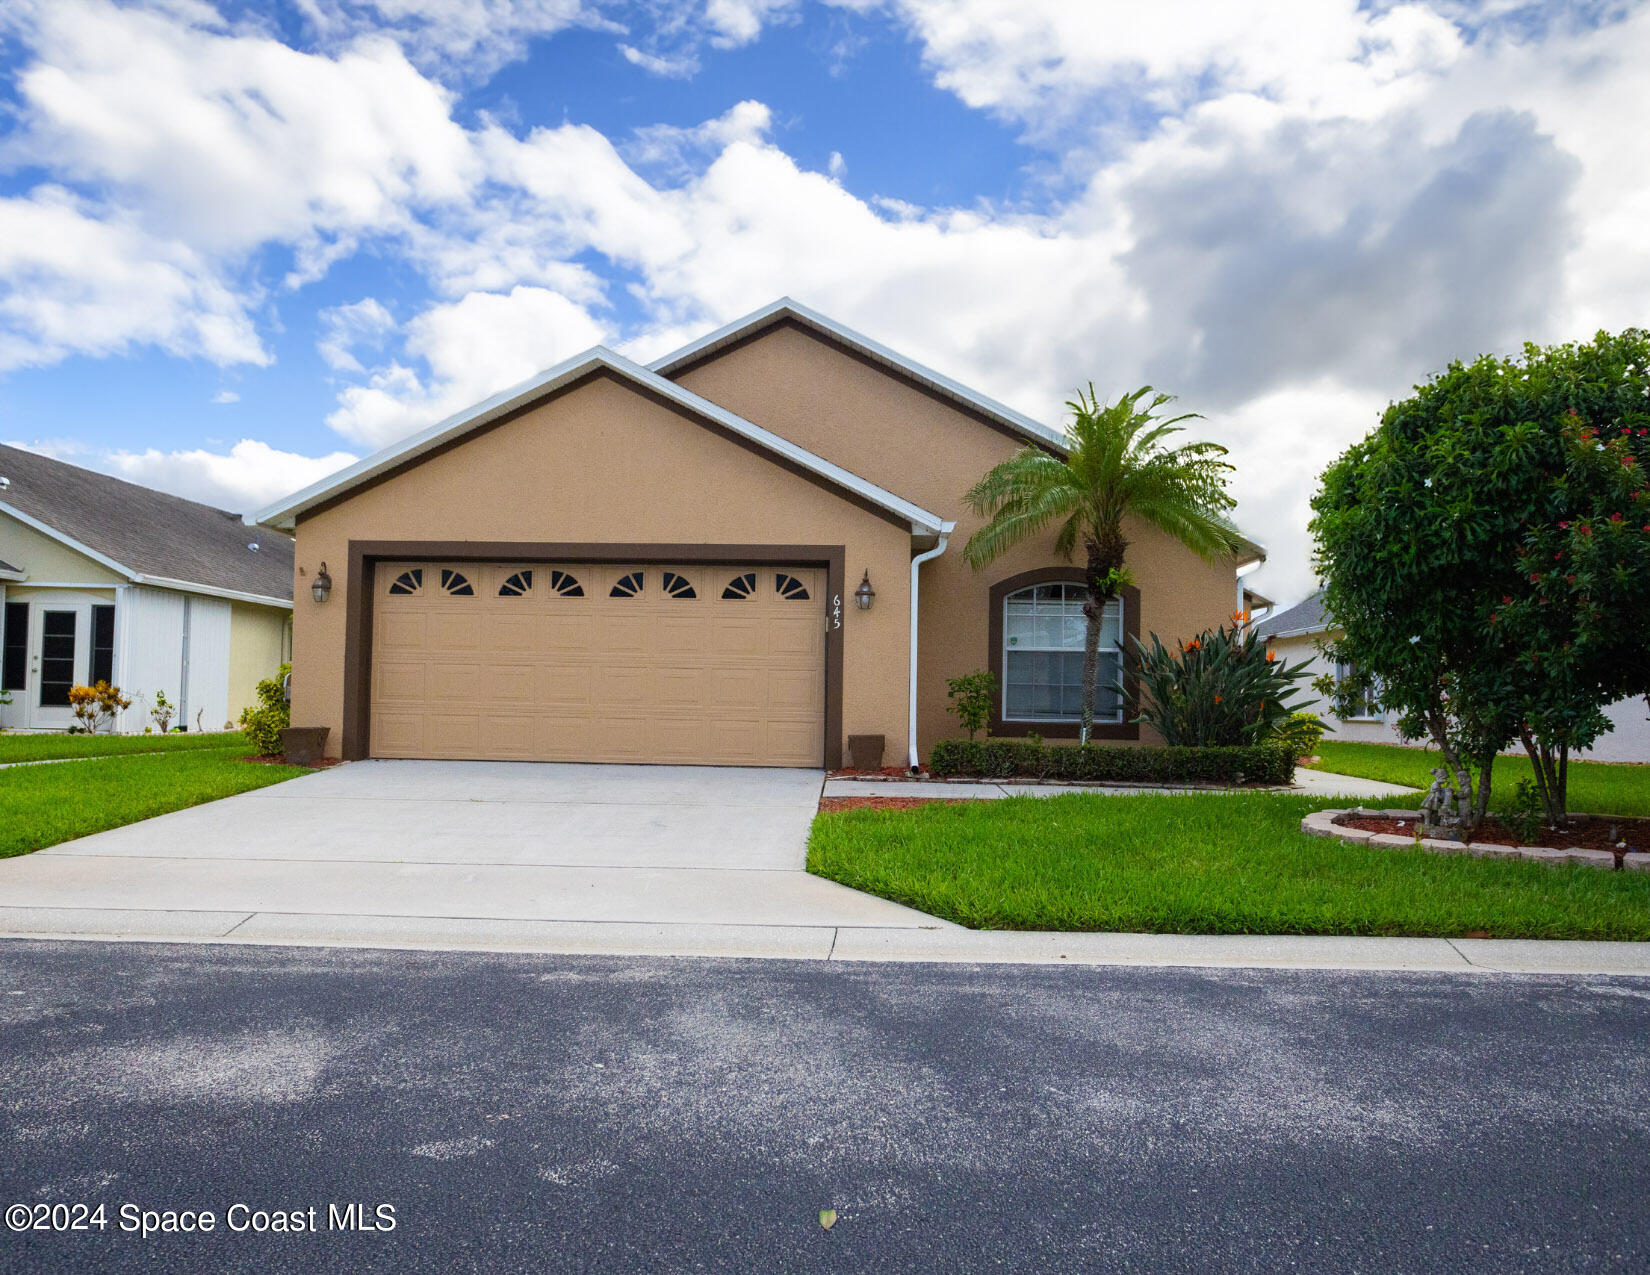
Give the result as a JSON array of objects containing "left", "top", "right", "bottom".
[{"left": 368, "top": 562, "right": 826, "bottom": 766}]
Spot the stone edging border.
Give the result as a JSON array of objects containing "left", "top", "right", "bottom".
[{"left": 1301, "top": 808, "right": 1650, "bottom": 871}]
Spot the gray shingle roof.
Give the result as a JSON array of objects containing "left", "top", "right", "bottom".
[
  {"left": 1259, "top": 588, "right": 1331, "bottom": 638},
  {"left": 0, "top": 445, "right": 292, "bottom": 602}
]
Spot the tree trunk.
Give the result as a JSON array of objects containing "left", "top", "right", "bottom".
[
  {"left": 1080, "top": 532, "right": 1127, "bottom": 745},
  {"left": 1518, "top": 727, "right": 1566, "bottom": 825}
]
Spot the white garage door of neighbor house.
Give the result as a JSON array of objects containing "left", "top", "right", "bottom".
[{"left": 368, "top": 562, "right": 826, "bottom": 766}]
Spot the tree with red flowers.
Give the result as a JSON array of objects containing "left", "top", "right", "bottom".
[{"left": 1312, "top": 330, "right": 1650, "bottom": 833}]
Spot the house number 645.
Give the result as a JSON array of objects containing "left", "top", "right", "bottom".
[{"left": 830, "top": 594, "right": 842, "bottom": 630}]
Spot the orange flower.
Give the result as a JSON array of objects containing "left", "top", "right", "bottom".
[
  {"left": 1186, "top": 638, "right": 1202, "bottom": 651},
  {"left": 1265, "top": 650, "right": 1276, "bottom": 662},
  {"left": 1214, "top": 695, "right": 1224, "bottom": 703}
]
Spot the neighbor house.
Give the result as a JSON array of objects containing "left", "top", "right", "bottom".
[
  {"left": 0, "top": 445, "right": 293, "bottom": 734},
  {"left": 255, "top": 299, "right": 1264, "bottom": 767},
  {"left": 1262, "top": 588, "right": 1649, "bottom": 763}
]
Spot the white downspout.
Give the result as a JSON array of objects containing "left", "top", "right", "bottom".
[{"left": 908, "top": 528, "right": 953, "bottom": 772}]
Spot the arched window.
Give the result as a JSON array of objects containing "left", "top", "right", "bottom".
[
  {"left": 662, "top": 571, "right": 697, "bottom": 599},
  {"left": 1002, "top": 583, "right": 1123, "bottom": 723},
  {"left": 722, "top": 572, "right": 756, "bottom": 599},
  {"left": 610, "top": 571, "right": 644, "bottom": 598},
  {"left": 498, "top": 570, "right": 533, "bottom": 597},
  {"left": 440, "top": 568, "right": 475, "bottom": 596},
  {"left": 388, "top": 568, "right": 423, "bottom": 596},
  {"left": 547, "top": 570, "right": 584, "bottom": 597},
  {"left": 775, "top": 572, "right": 810, "bottom": 601}
]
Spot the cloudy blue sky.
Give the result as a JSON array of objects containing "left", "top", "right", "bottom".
[{"left": 1, "top": 0, "right": 1646, "bottom": 605}]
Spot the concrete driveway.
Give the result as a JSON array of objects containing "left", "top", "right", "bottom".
[{"left": 0, "top": 761, "right": 943, "bottom": 950}]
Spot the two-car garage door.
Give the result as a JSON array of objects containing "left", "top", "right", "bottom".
[{"left": 369, "top": 561, "right": 826, "bottom": 766}]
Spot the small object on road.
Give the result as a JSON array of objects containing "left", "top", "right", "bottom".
[{"left": 818, "top": 1209, "right": 837, "bottom": 1230}]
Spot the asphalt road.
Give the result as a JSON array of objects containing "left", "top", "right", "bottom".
[{"left": 1, "top": 940, "right": 1647, "bottom": 1274}]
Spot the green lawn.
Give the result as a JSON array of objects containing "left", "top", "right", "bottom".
[
  {"left": 0, "top": 744, "right": 312, "bottom": 859},
  {"left": 807, "top": 792, "right": 1650, "bottom": 939},
  {"left": 0, "top": 730, "right": 248, "bottom": 765},
  {"left": 1307, "top": 740, "right": 1649, "bottom": 817}
]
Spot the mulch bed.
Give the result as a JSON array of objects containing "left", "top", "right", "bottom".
[
  {"left": 818, "top": 796, "right": 968, "bottom": 813},
  {"left": 240, "top": 754, "right": 344, "bottom": 769},
  {"left": 1336, "top": 812, "right": 1650, "bottom": 853}
]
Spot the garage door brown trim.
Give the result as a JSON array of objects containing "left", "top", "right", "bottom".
[{"left": 343, "top": 541, "right": 847, "bottom": 767}]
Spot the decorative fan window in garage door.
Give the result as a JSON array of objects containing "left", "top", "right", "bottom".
[
  {"left": 775, "top": 573, "right": 811, "bottom": 600},
  {"left": 610, "top": 571, "right": 644, "bottom": 598},
  {"left": 1002, "top": 582, "right": 1123, "bottom": 723},
  {"left": 440, "top": 569, "right": 474, "bottom": 596},
  {"left": 388, "top": 568, "right": 424, "bottom": 595},
  {"left": 722, "top": 572, "right": 756, "bottom": 599},
  {"left": 498, "top": 570, "right": 533, "bottom": 596},
  {"left": 661, "top": 571, "right": 697, "bottom": 599},
  {"left": 548, "top": 570, "right": 584, "bottom": 597}
]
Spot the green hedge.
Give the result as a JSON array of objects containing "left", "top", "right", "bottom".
[{"left": 927, "top": 738, "right": 1295, "bottom": 786}]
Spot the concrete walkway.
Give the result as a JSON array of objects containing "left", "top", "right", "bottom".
[{"left": 823, "top": 766, "right": 1417, "bottom": 801}]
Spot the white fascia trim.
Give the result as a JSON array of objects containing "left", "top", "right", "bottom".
[
  {"left": 132, "top": 576, "right": 294, "bottom": 610},
  {"left": 254, "top": 345, "right": 948, "bottom": 536},
  {"left": 1263, "top": 622, "right": 1332, "bottom": 640},
  {"left": 0, "top": 567, "right": 24, "bottom": 582},
  {"left": 0, "top": 501, "right": 138, "bottom": 581},
  {"left": 648, "top": 298, "right": 1073, "bottom": 454}
]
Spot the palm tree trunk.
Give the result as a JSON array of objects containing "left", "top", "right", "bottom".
[{"left": 1080, "top": 534, "right": 1126, "bottom": 744}]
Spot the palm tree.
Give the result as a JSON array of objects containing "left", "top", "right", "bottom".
[{"left": 964, "top": 385, "right": 1244, "bottom": 742}]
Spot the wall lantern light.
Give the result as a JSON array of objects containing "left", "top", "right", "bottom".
[
  {"left": 854, "top": 569, "right": 875, "bottom": 611},
  {"left": 312, "top": 562, "right": 333, "bottom": 604}
]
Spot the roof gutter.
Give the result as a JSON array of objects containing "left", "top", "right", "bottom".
[
  {"left": 132, "top": 575, "right": 294, "bottom": 610},
  {"left": 908, "top": 525, "right": 955, "bottom": 772}
]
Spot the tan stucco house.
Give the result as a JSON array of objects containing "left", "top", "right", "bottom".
[
  {"left": 256, "top": 300, "right": 1264, "bottom": 768},
  {"left": 0, "top": 445, "right": 293, "bottom": 733}
]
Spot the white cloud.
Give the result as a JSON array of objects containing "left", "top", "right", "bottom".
[
  {"left": 211, "top": 390, "right": 240, "bottom": 403},
  {"left": 0, "top": 0, "right": 479, "bottom": 370},
  {"left": 0, "top": 187, "right": 267, "bottom": 371},
  {"left": 317, "top": 297, "right": 398, "bottom": 372},
  {"left": 14, "top": 438, "right": 359, "bottom": 512},
  {"left": 326, "top": 285, "right": 607, "bottom": 446}
]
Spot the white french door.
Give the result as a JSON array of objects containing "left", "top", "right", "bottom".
[{"left": 26, "top": 601, "right": 91, "bottom": 731}]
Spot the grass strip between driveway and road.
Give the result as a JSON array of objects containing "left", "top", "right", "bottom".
[
  {"left": 1304, "top": 740, "right": 1647, "bottom": 818},
  {"left": 807, "top": 792, "right": 1650, "bottom": 940},
  {"left": 0, "top": 744, "right": 312, "bottom": 860},
  {"left": 0, "top": 730, "right": 248, "bottom": 765}
]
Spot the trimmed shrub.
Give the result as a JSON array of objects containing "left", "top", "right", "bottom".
[
  {"left": 928, "top": 738, "right": 1295, "bottom": 786},
  {"left": 238, "top": 663, "right": 290, "bottom": 757},
  {"left": 1274, "top": 711, "right": 1328, "bottom": 759}
]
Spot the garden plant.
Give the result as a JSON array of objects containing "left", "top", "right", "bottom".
[{"left": 1132, "top": 616, "right": 1313, "bottom": 747}]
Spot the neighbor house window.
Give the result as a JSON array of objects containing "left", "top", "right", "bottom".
[
  {"left": 1002, "top": 583, "right": 1123, "bottom": 723},
  {"left": 1, "top": 602, "right": 25, "bottom": 692},
  {"left": 91, "top": 605, "right": 115, "bottom": 686},
  {"left": 1334, "top": 660, "right": 1381, "bottom": 720}
]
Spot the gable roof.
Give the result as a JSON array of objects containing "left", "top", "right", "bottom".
[
  {"left": 649, "top": 297, "right": 1073, "bottom": 454},
  {"left": 0, "top": 444, "right": 293, "bottom": 605},
  {"left": 650, "top": 298, "right": 1268, "bottom": 568},
  {"left": 255, "top": 345, "right": 951, "bottom": 537},
  {"left": 1259, "top": 589, "right": 1331, "bottom": 638}
]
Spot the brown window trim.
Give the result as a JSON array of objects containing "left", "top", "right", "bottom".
[
  {"left": 986, "top": 567, "right": 1141, "bottom": 742},
  {"left": 343, "top": 541, "right": 846, "bottom": 767}
]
